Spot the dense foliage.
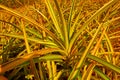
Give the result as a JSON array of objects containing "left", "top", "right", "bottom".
[{"left": 0, "top": 0, "right": 120, "bottom": 80}]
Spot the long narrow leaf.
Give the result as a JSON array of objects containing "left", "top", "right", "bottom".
[
  {"left": 68, "top": 0, "right": 75, "bottom": 38},
  {"left": 82, "top": 26, "right": 108, "bottom": 80},
  {"left": 87, "top": 54, "right": 120, "bottom": 74},
  {"left": 0, "top": 48, "right": 65, "bottom": 74},
  {"left": 47, "top": 61, "right": 53, "bottom": 80},
  {"left": 68, "top": 23, "right": 104, "bottom": 79},
  {"left": 21, "top": 20, "right": 40, "bottom": 80},
  {"left": 45, "top": 0, "right": 63, "bottom": 41},
  {"left": 53, "top": 0, "right": 69, "bottom": 50},
  {"left": 69, "top": 0, "right": 84, "bottom": 38},
  {"left": 0, "top": 33, "right": 57, "bottom": 46},
  {"left": 39, "top": 54, "right": 64, "bottom": 60},
  {"left": 85, "top": 61, "right": 110, "bottom": 80}
]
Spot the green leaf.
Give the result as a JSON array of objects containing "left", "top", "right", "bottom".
[
  {"left": 53, "top": 0, "right": 69, "bottom": 50},
  {"left": 39, "top": 54, "right": 64, "bottom": 60},
  {"left": 87, "top": 54, "right": 120, "bottom": 74},
  {"left": 85, "top": 61, "right": 110, "bottom": 80},
  {"left": 45, "top": 0, "right": 63, "bottom": 41},
  {"left": 0, "top": 33, "right": 57, "bottom": 46}
]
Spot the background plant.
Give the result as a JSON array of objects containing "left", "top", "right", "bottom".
[{"left": 0, "top": 0, "right": 120, "bottom": 80}]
